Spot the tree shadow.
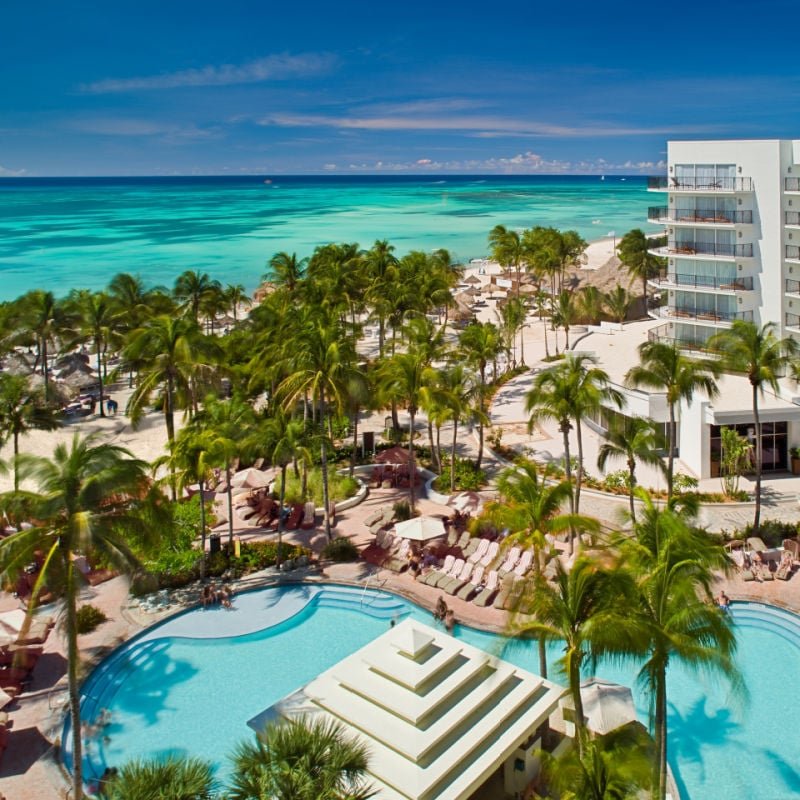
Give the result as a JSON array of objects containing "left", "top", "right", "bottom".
[{"left": 0, "top": 726, "right": 52, "bottom": 776}]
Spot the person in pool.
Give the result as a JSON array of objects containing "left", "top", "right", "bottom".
[{"left": 717, "top": 592, "right": 731, "bottom": 611}]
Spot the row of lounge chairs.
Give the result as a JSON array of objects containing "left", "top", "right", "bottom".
[
  {"left": 237, "top": 494, "right": 316, "bottom": 530},
  {"left": 0, "top": 614, "right": 54, "bottom": 703}
]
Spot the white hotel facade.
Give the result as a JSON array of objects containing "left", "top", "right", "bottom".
[{"left": 585, "top": 140, "right": 800, "bottom": 479}]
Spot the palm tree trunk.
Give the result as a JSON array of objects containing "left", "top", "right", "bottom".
[
  {"left": 96, "top": 335, "right": 105, "bottom": 417},
  {"left": 628, "top": 459, "right": 637, "bottom": 523},
  {"left": 277, "top": 464, "right": 287, "bottom": 568},
  {"left": 42, "top": 338, "right": 49, "bottom": 402},
  {"left": 378, "top": 317, "right": 385, "bottom": 359},
  {"left": 13, "top": 431, "right": 19, "bottom": 492},
  {"left": 752, "top": 383, "right": 762, "bottom": 533},
  {"left": 226, "top": 465, "right": 234, "bottom": 547},
  {"left": 667, "top": 402, "right": 676, "bottom": 500},
  {"left": 568, "top": 650, "right": 586, "bottom": 758},
  {"left": 427, "top": 418, "right": 438, "bottom": 471},
  {"left": 561, "top": 420, "right": 576, "bottom": 555},
  {"left": 319, "top": 391, "right": 332, "bottom": 540},
  {"left": 350, "top": 405, "right": 359, "bottom": 478},
  {"left": 476, "top": 369, "right": 486, "bottom": 470},
  {"left": 408, "top": 409, "right": 416, "bottom": 512},
  {"left": 435, "top": 423, "right": 443, "bottom": 474},
  {"left": 450, "top": 420, "right": 459, "bottom": 493},
  {"left": 198, "top": 477, "right": 207, "bottom": 580},
  {"left": 574, "top": 418, "right": 584, "bottom": 517},
  {"left": 654, "top": 665, "right": 668, "bottom": 800},
  {"left": 65, "top": 560, "right": 84, "bottom": 800},
  {"left": 519, "top": 316, "right": 526, "bottom": 366}
]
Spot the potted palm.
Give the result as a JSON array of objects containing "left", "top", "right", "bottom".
[{"left": 790, "top": 446, "right": 800, "bottom": 475}]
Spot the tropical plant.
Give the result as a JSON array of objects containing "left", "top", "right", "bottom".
[
  {"left": 98, "top": 753, "right": 217, "bottom": 800},
  {"left": 578, "top": 285, "right": 605, "bottom": 325},
  {"left": 617, "top": 229, "right": 663, "bottom": 310},
  {"left": 603, "top": 285, "right": 632, "bottom": 324},
  {"left": 613, "top": 496, "right": 742, "bottom": 799},
  {"left": 0, "top": 433, "right": 160, "bottom": 800},
  {"left": 718, "top": 426, "right": 753, "bottom": 499},
  {"left": 268, "top": 251, "right": 307, "bottom": 294},
  {"left": 174, "top": 270, "right": 222, "bottom": 325},
  {"left": 597, "top": 417, "right": 666, "bottom": 522},
  {"left": 625, "top": 340, "right": 719, "bottom": 500},
  {"left": 553, "top": 289, "right": 579, "bottom": 351},
  {"left": 228, "top": 717, "right": 374, "bottom": 800},
  {"left": 710, "top": 320, "right": 797, "bottom": 532}
]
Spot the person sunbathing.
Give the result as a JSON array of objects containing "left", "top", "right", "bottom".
[{"left": 434, "top": 595, "right": 448, "bottom": 622}]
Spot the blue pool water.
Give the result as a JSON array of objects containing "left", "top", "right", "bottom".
[{"left": 67, "top": 586, "right": 800, "bottom": 799}]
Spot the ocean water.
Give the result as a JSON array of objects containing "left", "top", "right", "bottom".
[{"left": 0, "top": 175, "right": 657, "bottom": 302}]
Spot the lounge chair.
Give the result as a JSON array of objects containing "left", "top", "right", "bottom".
[
  {"left": 386, "top": 540, "right": 411, "bottom": 572},
  {"left": 783, "top": 539, "right": 800, "bottom": 561},
  {"left": 503, "top": 577, "right": 527, "bottom": 611},
  {"left": 513, "top": 550, "right": 534, "bottom": 577},
  {"left": 300, "top": 502, "right": 316, "bottom": 530},
  {"left": 445, "top": 528, "right": 459, "bottom": 548},
  {"left": 467, "top": 538, "right": 490, "bottom": 564},
  {"left": 363, "top": 508, "right": 384, "bottom": 528},
  {"left": 443, "top": 561, "right": 475, "bottom": 595},
  {"left": 421, "top": 555, "right": 455, "bottom": 586},
  {"left": 776, "top": 556, "right": 793, "bottom": 581},
  {"left": 461, "top": 534, "right": 479, "bottom": 556},
  {"left": 479, "top": 540, "right": 500, "bottom": 568},
  {"left": 498, "top": 546, "right": 521, "bottom": 575},
  {"left": 456, "top": 565, "right": 485, "bottom": 601},
  {"left": 473, "top": 570, "right": 500, "bottom": 606},
  {"left": 433, "top": 558, "right": 466, "bottom": 589},
  {"left": 747, "top": 537, "right": 768, "bottom": 553},
  {"left": 285, "top": 504, "right": 304, "bottom": 531},
  {"left": 493, "top": 573, "right": 517, "bottom": 609},
  {"left": 16, "top": 620, "right": 49, "bottom": 646}
]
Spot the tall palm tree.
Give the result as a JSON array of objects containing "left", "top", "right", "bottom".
[
  {"left": 229, "top": 717, "right": 374, "bottom": 800},
  {"left": 496, "top": 295, "right": 527, "bottom": 367},
  {"left": 617, "top": 229, "right": 663, "bottom": 312},
  {"left": 603, "top": 285, "right": 632, "bottom": 325},
  {"left": 268, "top": 251, "right": 307, "bottom": 294},
  {"left": 512, "top": 557, "right": 623, "bottom": 757},
  {"left": 597, "top": 417, "right": 667, "bottom": 522},
  {"left": 174, "top": 270, "right": 221, "bottom": 325},
  {"left": 526, "top": 354, "right": 622, "bottom": 540},
  {"left": 0, "top": 374, "right": 60, "bottom": 490},
  {"left": 490, "top": 461, "right": 598, "bottom": 677},
  {"left": 709, "top": 320, "right": 797, "bottom": 532},
  {"left": 364, "top": 240, "right": 398, "bottom": 358},
  {"left": 614, "top": 496, "right": 741, "bottom": 799},
  {"left": 123, "top": 315, "right": 221, "bottom": 443},
  {"left": 553, "top": 290, "right": 579, "bottom": 351},
  {"left": 0, "top": 434, "right": 158, "bottom": 800},
  {"left": 459, "top": 321, "right": 502, "bottom": 469},
  {"left": 17, "top": 289, "right": 69, "bottom": 402},
  {"left": 625, "top": 341, "right": 719, "bottom": 500},
  {"left": 578, "top": 285, "right": 605, "bottom": 325},
  {"left": 222, "top": 283, "right": 251, "bottom": 323},
  {"left": 99, "top": 754, "right": 217, "bottom": 800}
]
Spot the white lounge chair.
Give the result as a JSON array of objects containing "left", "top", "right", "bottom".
[
  {"left": 456, "top": 565, "right": 485, "bottom": 600},
  {"left": 474, "top": 570, "right": 500, "bottom": 606},
  {"left": 421, "top": 554, "right": 455, "bottom": 586},
  {"left": 479, "top": 540, "right": 500, "bottom": 568},
  {"left": 434, "top": 558, "right": 466, "bottom": 589},
  {"left": 443, "top": 561, "right": 475, "bottom": 595},
  {"left": 498, "top": 546, "right": 521, "bottom": 575},
  {"left": 467, "top": 538, "right": 490, "bottom": 564},
  {"left": 513, "top": 550, "right": 534, "bottom": 577}
]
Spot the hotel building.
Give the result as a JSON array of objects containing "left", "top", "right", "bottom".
[{"left": 582, "top": 140, "right": 800, "bottom": 479}]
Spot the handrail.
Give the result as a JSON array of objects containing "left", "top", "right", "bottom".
[
  {"left": 650, "top": 272, "right": 753, "bottom": 290},
  {"left": 648, "top": 176, "right": 753, "bottom": 191},
  {"left": 787, "top": 245, "right": 800, "bottom": 260},
  {"left": 648, "top": 207, "right": 753, "bottom": 224},
  {"left": 786, "top": 279, "right": 800, "bottom": 294},
  {"left": 786, "top": 211, "right": 800, "bottom": 225},
  {"left": 658, "top": 242, "right": 753, "bottom": 258}
]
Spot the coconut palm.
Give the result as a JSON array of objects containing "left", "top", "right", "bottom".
[
  {"left": 490, "top": 460, "right": 598, "bottom": 678},
  {"left": 223, "top": 283, "right": 251, "bottom": 323},
  {"left": 99, "top": 754, "right": 217, "bottom": 800},
  {"left": 122, "top": 315, "right": 221, "bottom": 443},
  {"left": 709, "top": 320, "right": 797, "bottom": 532},
  {"left": 174, "top": 270, "right": 222, "bottom": 325},
  {"left": 0, "top": 374, "right": 60, "bottom": 490},
  {"left": 597, "top": 417, "right": 667, "bottom": 522},
  {"left": 268, "top": 251, "right": 307, "bottom": 294},
  {"left": 614, "top": 496, "right": 741, "bottom": 799},
  {"left": 512, "top": 556, "right": 623, "bottom": 757},
  {"left": 625, "top": 341, "right": 719, "bottom": 500},
  {"left": 229, "top": 717, "right": 374, "bottom": 800},
  {"left": 459, "top": 320, "right": 503, "bottom": 469},
  {"left": 617, "top": 229, "right": 663, "bottom": 311},
  {"left": 0, "top": 433, "right": 158, "bottom": 800},
  {"left": 603, "top": 285, "right": 632, "bottom": 325},
  {"left": 553, "top": 290, "right": 579, "bottom": 351},
  {"left": 364, "top": 240, "right": 399, "bottom": 358},
  {"left": 496, "top": 295, "right": 527, "bottom": 367},
  {"left": 526, "top": 354, "right": 622, "bottom": 542},
  {"left": 578, "top": 285, "right": 605, "bottom": 325}
]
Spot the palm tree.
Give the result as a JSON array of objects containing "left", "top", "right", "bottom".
[
  {"left": 578, "top": 285, "right": 605, "bottom": 325},
  {"left": 597, "top": 417, "right": 667, "bottom": 522},
  {"left": 0, "top": 433, "right": 158, "bottom": 800},
  {"left": 174, "top": 270, "right": 222, "bottom": 325},
  {"left": 123, "top": 316, "right": 221, "bottom": 443},
  {"left": 617, "top": 229, "right": 663, "bottom": 312},
  {"left": 0, "top": 374, "right": 60, "bottom": 490},
  {"left": 223, "top": 283, "right": 251, "bottom": 323},
  {"left": 229, "top": 717, "right": 373, "bottom": 800},
  {"left": 490, "top": 461, "right": 598, "bottom": 677},
  {"left": 526, "top": 354, "right": 622, "bottom": 541},
  {"left": 459, "top": 321, "right": 502, "bottom": 469},
  {"left": 496, "top": 295, "right": 527, "bottom": 367},
  {"left": 17, "top": 289, "right": 69, "bottom": 402},
  {"left": 614, "top": 497, "right": 741, "bottom": 799},
  {"left": 603, "top": 285, "right": 632, "bottom": 324},
  {"left": 625, "top": 341, "right": 719, "bottom": 500},
  {"left": 268, "top": 251, "right": 307, "bottom": 293},
  {"left": 364, "top": 240, "right": 398, "bottom": 358},
  {"left": 99, "top": 754, "right": 217, "bottom": 800},
  {"left": 553, "top": 290, "right": 579, "bottom": 351},
  {"left": 710, "top": 321, "right": 797, "bottom": 532},
  {"left": 512, "top": 556, "right": 622, "bottom": 757}
]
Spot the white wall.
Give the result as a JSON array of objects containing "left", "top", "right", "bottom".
[{"left": 678, "top": 395, "right": 710, "bottom": 478}]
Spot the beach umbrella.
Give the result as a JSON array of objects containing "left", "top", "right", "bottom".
[
  {"left": 395, "top": 515, "right": 446, "bottom": 542},
  {"left": 375, "top": 446, "right": 412, "bottom": 465},
  {"left": 464, "top": 275, "right": 481, "bottom": 285},
  {"left": 230, "top": 467, "right": 274, "bottom": 489},
  {"left": 446, "top": 491, "right": 483, "bottom": 514},
  {"left": 575, "top": 678, "right": 638, "bottom": 735}
]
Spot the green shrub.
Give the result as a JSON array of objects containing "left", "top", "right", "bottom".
[
  {"left": 434, "top": 458, "right": 486, "bottom": 492},
  {"left": 673, "top": 473, "right": 699, "bottom": 493},
  {"left": 274, "top": 467, "right": 360, "bottom": 506},
  {"left": 322, "top": 537, "right": 360, "bottom": 562},
  {"left": 393, "top": 500, "right": 412, "bottom": 521},
  {"left": 738, "top": 519, "right": 798, "bottom": 548},
  {"left": 603, "top": 470, "right": 630, "bottom": 492},
  {"left": 76, "top": 604, "right": 108, "bottom": 634}
]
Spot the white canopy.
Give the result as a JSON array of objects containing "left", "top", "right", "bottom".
[
  {"left": 230, "top": 467, "right": 273, "bottom": 490},
  {"left": 394, "top": 516, "right": 446, "bottom": 542},
  {"left": 573, "top": 678, "right": 638, "bottom": 735}
]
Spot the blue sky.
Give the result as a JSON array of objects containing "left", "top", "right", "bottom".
[{"left": 1, "top": 0, "right": 797, "bottom": 176}]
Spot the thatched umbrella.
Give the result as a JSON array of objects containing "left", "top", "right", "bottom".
[{"left": 464, "top": 275, "right": 481, "bottom": 285}]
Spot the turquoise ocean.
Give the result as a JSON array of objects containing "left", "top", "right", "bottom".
[{"left": 0, "top": 175, "right": 659, "bottom": 302}]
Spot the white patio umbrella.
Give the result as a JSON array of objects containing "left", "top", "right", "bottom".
[
  {"left": 394, "top": 515, "right": 446, "bottom": 542},
  {"left": 230, "top": 467, "right": 274, "bottom": 490},
  {"left": 447, "top": 491, "right": 483, "bottom": 514},
  {"left": 576, "top": 678, "right": 638, "bottom": 735}
]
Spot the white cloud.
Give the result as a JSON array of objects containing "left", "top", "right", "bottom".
[
  {"left": 81, "top": 52, "right": 336, "bottom": 93},
  {"left": 67, "top": 118, "right": 221, "bottom": 143},
  {"left": 0, "top": 164, "right": 26, "bottom": 177}
]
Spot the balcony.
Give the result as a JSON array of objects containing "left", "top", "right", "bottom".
[
  {"left": 787, "top": 245, "right": 800, "bottom": 263},
  {"left": 786, "top": 313, "right": 800, "bottom": 332},
  {"left": 649, "top": 306, "right": 753, "bottom": 324},
  {"left": 647, "top": 324, "right": 719, "bottom": 353},
  {"left": 648, "top": 176, "right": 753, "bottom": 192},
  {"left": 785, "top": 178, "right": 800, "bottom": 192},
  {"left": 649, "top": 272, "right": 753, "bottom": 292},
  {"left": 786, "top": 279, "right": 800, "bottom": 298},
  {"left": 650, "top": 241, "right": 754, "bottom": 259},
  {"left": 647, "top": 207, "right": 753, "bottom": 225}
]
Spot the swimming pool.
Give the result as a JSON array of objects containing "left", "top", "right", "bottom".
[{"left": 66, "top": 585, "right": 800, "bottom": 799}]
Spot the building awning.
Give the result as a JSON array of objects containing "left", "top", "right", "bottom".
[{"left": 248, "top": 619, "right": 563, "bottom": 800}]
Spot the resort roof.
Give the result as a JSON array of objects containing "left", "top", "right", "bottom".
[{"left": 248, "top": 618, "right": 563, "bottom": 800}]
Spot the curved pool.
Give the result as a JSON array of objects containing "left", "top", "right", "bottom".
[{"left": 67, "top": 586, "right": 800, "bottom": 800}]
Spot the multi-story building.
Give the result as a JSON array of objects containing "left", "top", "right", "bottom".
[{"left": 581, "top": 141, "right": 800, "bottom": 479}]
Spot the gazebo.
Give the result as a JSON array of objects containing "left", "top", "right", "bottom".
[{"left": 248, "top": 619, "right": 564, "bottom": 799}]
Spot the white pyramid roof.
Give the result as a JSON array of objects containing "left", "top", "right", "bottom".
[{"left": 250, "top": 619, "right": 563, "bottom": 800}]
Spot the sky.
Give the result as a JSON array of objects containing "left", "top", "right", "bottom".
[{"left": 1, "top": 0, "right": 799, "bottom": 177}]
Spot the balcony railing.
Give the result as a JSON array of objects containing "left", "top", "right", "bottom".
[
  {"left": 656, "top": 307, "right": 753, "bottom": 323},
  {"left": 647, "top": 207, "right": 753, "bottom": 224},
  {"left": 658, "top": 242, "right": 753, "bottom": 258},
  {"left": 786, "top": 279, "right": 800, "bottom": 295},
  {"left": 647, "top": 324, "right": 719, "bottom": 352},
  {"left": 787, "top": 313, "right": 800, "bottom": 329},
  {"left": 650, "top": 272, "right": 753, "bottom": 291},
  {"left": 786, "top": 211, "right": 800, "bottom": 226},
  {"left": 785, "top": 178, "right": 800, "bottom": 192},
  {"left": 648, "top": 176, "right": 753, "bottom": 192},
  {"left": 787, "top": 245, "right": 800, "bottom": 261}
]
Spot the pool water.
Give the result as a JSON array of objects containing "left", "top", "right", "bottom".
[{"left": 67, "top": 586, "right": 800, "bottom": 800}]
